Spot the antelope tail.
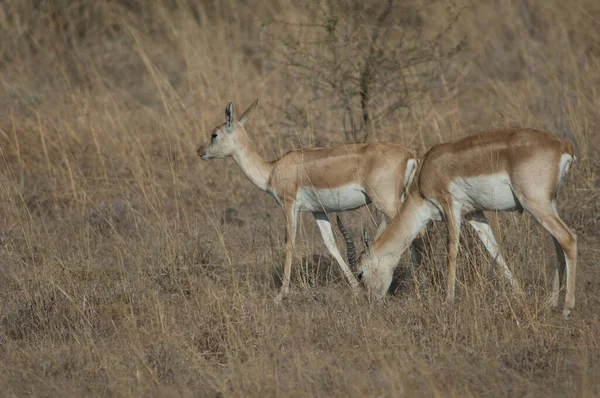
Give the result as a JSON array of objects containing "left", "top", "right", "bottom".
[{"left": 336, "top": 215, "right": 356, "bottom": 270}]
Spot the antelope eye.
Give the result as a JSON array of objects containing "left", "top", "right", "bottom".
[{"left": 211, "top": 133, "right": 218, "bottom": 139}]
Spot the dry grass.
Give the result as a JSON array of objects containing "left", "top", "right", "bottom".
[{"left": 0, "top": 0, "right": 599, "bottom": 396}]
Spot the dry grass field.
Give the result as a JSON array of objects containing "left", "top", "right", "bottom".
[{"left": 0, "top": 0, "right": 599, "bottom": 396}]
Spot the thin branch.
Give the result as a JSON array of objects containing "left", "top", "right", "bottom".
[{"left": 359, "top": 0, "right": 395, "bottom": 142}]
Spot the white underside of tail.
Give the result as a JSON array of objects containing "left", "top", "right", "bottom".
[
  {"left": 557, "top": 153, "right": 574, "bottom": 190},
  {"left": 401, "top": 159, "right": 418, "bottom": 202}
]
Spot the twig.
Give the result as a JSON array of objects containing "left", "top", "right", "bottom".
[{"left": 359, "top": 0, "right": 395, "bottom": 142}]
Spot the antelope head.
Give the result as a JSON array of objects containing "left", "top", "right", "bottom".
[
  {"left": 197, "top": 98, "right": 259, "bottom": 160},
  {"left": 355, "top": 230, "right": 394, "bottom": 296}
]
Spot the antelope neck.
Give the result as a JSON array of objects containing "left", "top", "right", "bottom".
[{"left": 232, "top": 145, "right": 273, "bottom": 191}]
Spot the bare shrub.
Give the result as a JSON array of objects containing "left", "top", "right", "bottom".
[{"left": 267, "top": 0, "right": 465, "bottom": 142}]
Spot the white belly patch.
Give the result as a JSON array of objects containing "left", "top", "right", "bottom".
[
  {"left": 449, "top": 174, "right": 519, "bottom": 213},
  {"left": 296, "top": 184, "right": 370, "bottom": 212}
]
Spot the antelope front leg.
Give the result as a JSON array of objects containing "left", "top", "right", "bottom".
[
  {"left": 406, "top": 227, "right": 428, "bottom": 290},
  {"left": 410, "top": 227, "right": 429, "bottom": 267},
  {"left": 275, "top": 203, "right": 298, "bottom": 302}
]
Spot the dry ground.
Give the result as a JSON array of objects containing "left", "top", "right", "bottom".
[{"left": 0, "top": 0, "right": 599, "bottom": 396}]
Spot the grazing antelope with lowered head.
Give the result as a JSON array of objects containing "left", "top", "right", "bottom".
[
  {"left": 353, "top": 128, "right": 577, "bottom": 318},
  {"left": 196, "top": 99, "right": 419, "bottom": 300}
]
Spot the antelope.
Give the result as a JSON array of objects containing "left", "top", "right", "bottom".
[
  {"left": 196, "top": 99, "right": 420, "bottom": 300},
  {"left": 352, "top": 128, "right": 577, "bottom": 317}
]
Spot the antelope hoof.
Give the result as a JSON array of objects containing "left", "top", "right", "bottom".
[
  {"left": 562, "top": 307, "right": 571, "bottom": 319},
  {"left": 356, "top": 271, "right": 364, "bottom": 282},
  {"left": 274, "top": 291, "right": 285, "bottom": 303},
  {"left": 512, "top": 283, "right": 525, "bottom": 298}
]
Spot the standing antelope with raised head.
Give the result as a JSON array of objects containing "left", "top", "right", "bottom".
[
  {"left": 196, "top": 99, "right": 419, "bottom": 300},
  {"left": 353, "top": 128, "right": 577, "bottom": 317}
]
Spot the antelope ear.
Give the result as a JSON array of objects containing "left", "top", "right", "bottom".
[
  {"left": 239, "top": 98, "right": 259, "bottom": 127},
  {"left": 362, "top": 230, "right": 372, "bottom": 255},
  {"left": 225, "top": 101, "right": 234, "bottom": 129}
]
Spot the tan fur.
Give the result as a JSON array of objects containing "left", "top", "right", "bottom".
[
  {"left": 197, "top": 99, "right": 419, "bottom": 300},
  {"left": 357, "top": 128, "right": 577, "bottom": 318},
  {"left": 418, "top": 128, "right": 574, "bottom": 195},
  {"left": 267, "top": 144, "right": 416, "bottom": 214}
]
